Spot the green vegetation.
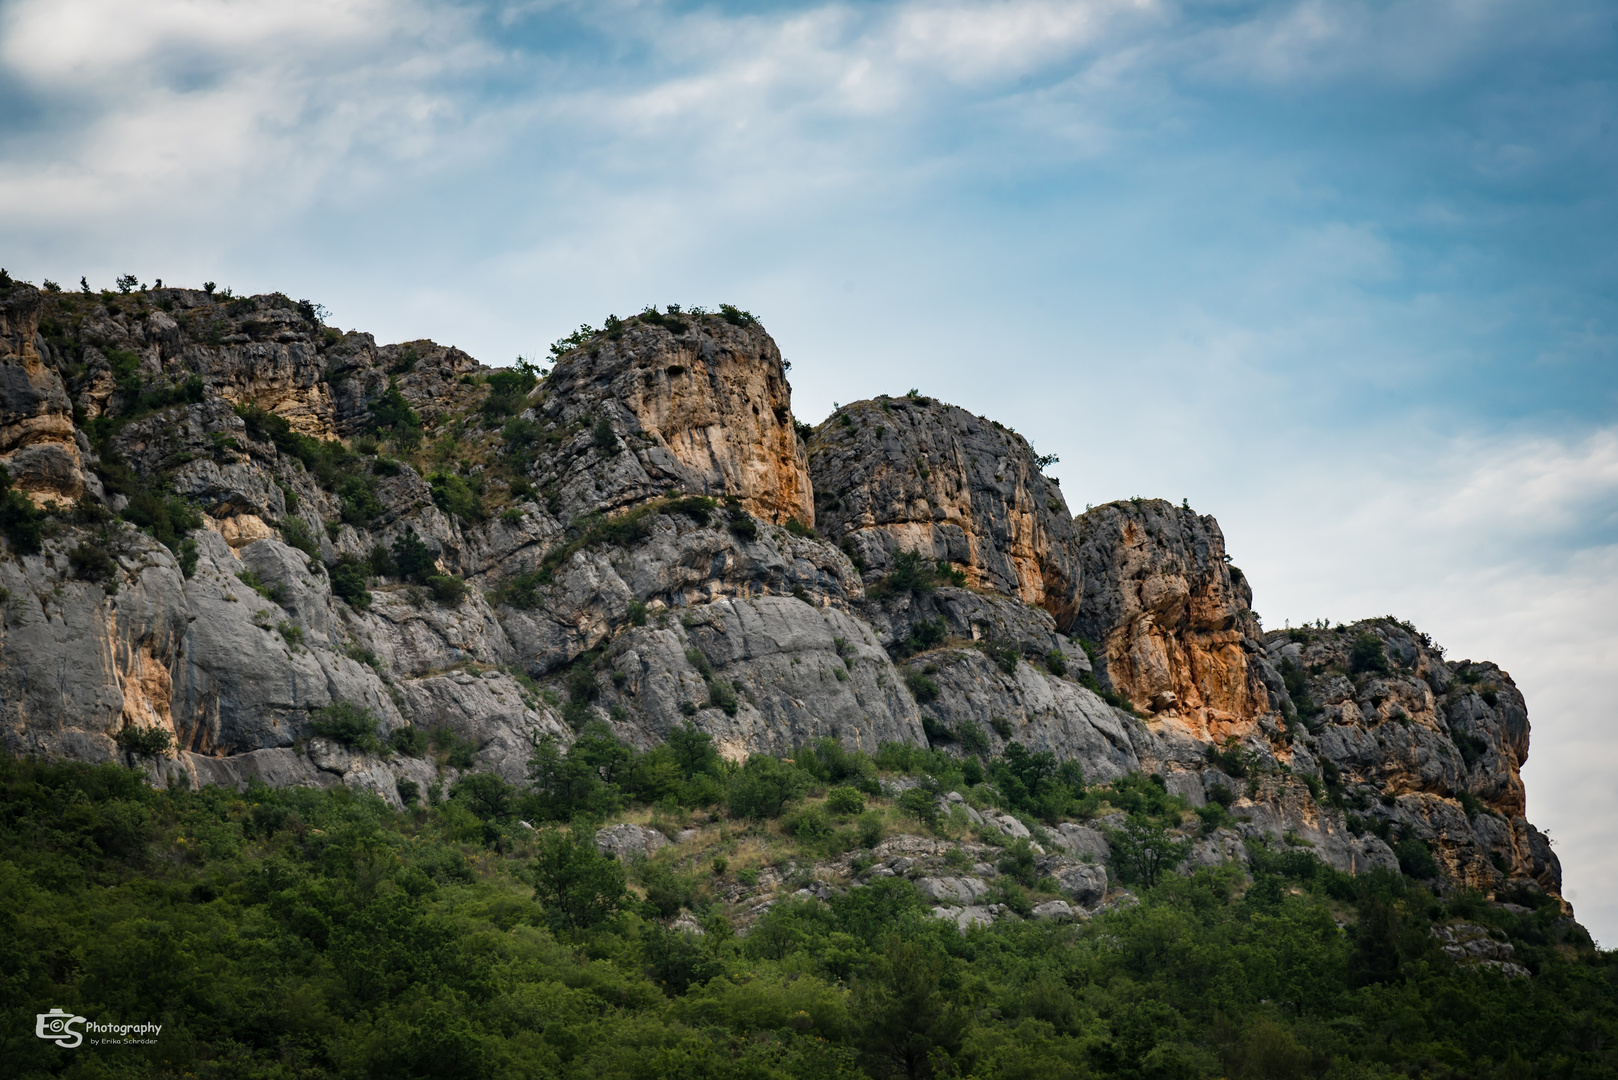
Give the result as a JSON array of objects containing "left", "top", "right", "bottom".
[
  {"left": 0, "top": 465, "right": 45, "bottom": 553},
  {"left": 308, "top": 701, "right": 385, "bottom": 755},
  {"left": 870, "top": 549, "right": 967, "bottom": 601},
  {"left": 0, "top": 749, "right": 1612, "bottom": 1080},
  {"left": 1351, "top": 632, "right": 1391, "bottom": 674},
  {"left": 369, "top": 378, "right": 422, "bottom": 448}
]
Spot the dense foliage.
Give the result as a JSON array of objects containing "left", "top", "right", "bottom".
[{"left": 1, "top": 748, "right": 1614, "bottom": 1080}]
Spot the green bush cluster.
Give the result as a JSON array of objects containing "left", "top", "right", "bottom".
[{"left": 869, "top": 549, "right": 967, "bottom": 600}]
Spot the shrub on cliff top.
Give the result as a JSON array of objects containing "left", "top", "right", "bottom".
[{"left": 1350, "top": 632, "right": 1390, "bottom": 674}]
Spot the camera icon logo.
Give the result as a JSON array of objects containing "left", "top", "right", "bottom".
[{"left": 36, "top": 1008, "right": 85, "bottom": 1048}]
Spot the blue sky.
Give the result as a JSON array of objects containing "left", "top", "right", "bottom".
[{"left": 3, "top": 0, "right": 1616, "bottom": 939}]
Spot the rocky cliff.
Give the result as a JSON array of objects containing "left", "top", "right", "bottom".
[
  {"left": 808, "top": 395, "right": 1081, "bottom": 628},
  {"left": 0, "top": 281, "right": 1567, "bottom": 913},
  {"left": 1074, "top": 498, "right": 1269, "bottom": 739}
]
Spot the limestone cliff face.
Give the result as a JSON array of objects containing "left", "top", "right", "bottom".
[
  {"left": 1074, "top": 498, "right": 1268, "bottom": 739},
  {"left": 0, "top": 284, "right": 85, "bottom": 501},
  {"left": 807, "top": 396, "right": 1081, "bottom": 629},
  {"left": 0, "top": 280, "right": 1572, "bottom": 912},
  {"left": 533, "top": 314, "right": 813, "bottom": 525}
]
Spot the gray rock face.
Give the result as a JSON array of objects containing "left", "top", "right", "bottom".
[
  {"left": 0, "top": 527, "right": 189, "bottom": 760},
  {"left": 903, "top": 646, "right": 1148, "bottom": 783},
  {"left": 0, "top": 283, "right": 84, "bottom": 501},
  {"left": 931, "top": 904, "right": 1002, "bottom": 930},
  {"left": 490, "top": 511, "right": 865, "bottom": 678},
  {"left": 808, "top": 395, "right": 1081, "bottom": 628},
  {"left": 1265, "top": 620, "right": 1559, "bottom": 896},
  {"left": 1050, "top": 823, "right": 1111, "bottom": 862},
  {"left": 915, "top": 876, "right": 993, "bottom": 905},
  {"left": 1431, "top": 923, "right": 1528, "bottom": 977},
  {"left": 1041, "top": 857, "right": 1109, "bottom": 906},
  {"left": 594, "top": 594, "right": 925, "bottom": 757},
  {"left": 877, "top": 586, "right": 1090, "bottom": 670},
  {"left": 596, "top": 822, "right": 670, "bottom": 861}
]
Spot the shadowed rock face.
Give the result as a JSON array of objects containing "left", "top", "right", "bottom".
[
  {"left": 0, "top": 284, "right": 84, "bottom": 501},
  {"left": 532, "top": 315, "right": 813, "bottom": 526},
  {"left": 807, "top": 395, "right": 1081, "bottom": 629},
  {"left": 1074, "top": 498, "right": 1267, "bottom": 740}
]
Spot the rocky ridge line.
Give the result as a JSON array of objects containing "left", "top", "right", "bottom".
[{"left": 0, "top": 279, "right": 1567, "bottom": 913}]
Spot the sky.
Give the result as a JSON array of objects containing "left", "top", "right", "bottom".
[{"left": 1, "top": 0, "right": 1615, "bottom": 940}]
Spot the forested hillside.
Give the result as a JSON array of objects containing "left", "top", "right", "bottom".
[{"left": 2, "top": 743, "right": 1611, "bottom": 1080}]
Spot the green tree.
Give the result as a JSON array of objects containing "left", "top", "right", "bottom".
[
  {"left": 0, "top": 465, "right": 44, "bottom": 553},
  {"left": 451, "top": 772, "right": 515, "bottom": 822},
  {"left": 370, "top": 378, "right": 422, "bottom": 446},
  {"left": 1350, "top": 632, "right": 1390, "bottom": 674},
  {"left": 392, "top": 529, "right": 436, "bottom": 582},
  {"left": 727, "top": 753, "right": 807, "bottom": 819},
  {"left": 527, "top": 828, "right": 627, "bottom": 930},
  {"left": 854, "top": 935, "right": 968, "bottom": 1078},
  {"left": 1106, "top": 813, "right": 1193, "bottom": 888}
]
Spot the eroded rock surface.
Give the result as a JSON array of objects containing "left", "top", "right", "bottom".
[
  {"left": 1, "top": 284, "right": 84, "bottom": 501},
  {"left": 1075, "top": 498, "right": 1269, "bottom": 739}
]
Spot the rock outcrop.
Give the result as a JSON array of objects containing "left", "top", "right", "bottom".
[
  {"left": 1262, "top": 620, "right": 1560, "bottom": 897},
  {"left": 1, "top": 284, "right": 85, "bottom": 501},
  {"left": 0, "top": 279, "right": 1571, "bottom": 915},
  {"left": 1075, "top": 498, "right": 1269, "bottom": 740},
  {"left": 808, "top": 395, "right": 1081, "bottom": 628},
  {"left": 533, "top": 314, "right": 813, "bottom": 525}
]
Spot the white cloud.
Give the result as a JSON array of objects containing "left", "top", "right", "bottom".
[{"left": 0, "top": 0, "right": 496, "bottom": 228}]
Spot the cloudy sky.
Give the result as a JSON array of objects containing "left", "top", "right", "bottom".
[{"left": 2, "top": 0, "right": 1615, "bottom": 939}]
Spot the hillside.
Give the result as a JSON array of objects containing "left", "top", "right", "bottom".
[{"left": 0, "top": 275, "right": 1607, "bottom": 1077}]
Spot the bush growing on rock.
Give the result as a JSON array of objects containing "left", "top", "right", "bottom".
[
  {"left": 114, "top": 725, "right": 173, "bottom": 759},
  {"left": 1350, "top": 632, "right": 1391, "bottom": 674},
  {"left": 329, "top": 559, "right": 372, "bottom": 609},
  {"left": 391, "top": 529, "right": 436, "bottom": 582},
  {"left": 0, "top": 466, "right": 45, "bottom": 553},
  {"left": 389, "top": 727, "right": 428, "bottom": 757},
  {"left": 67, "top": 542, "right": 116, "bottom": 581},
  {"left": 308, "top": 702, "right": 383, "bottom": 754},
  {"left": 426, "top": 574, "right": 467, "bottom": 605},
  {"left": 280, "top": 516, "right": 320, "bottom": 561}
]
